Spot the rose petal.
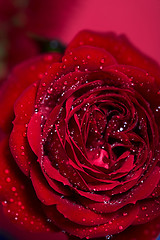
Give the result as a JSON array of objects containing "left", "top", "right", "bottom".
[
  {"left": 0, "top": 53, "right": 61, "bottom": 132},
  {"left": 56, "top": 200, "right": 136, "bottom": 227},
  {"left": 27, "top": 112, "right": 42, "bottom": 157},
  {"left": 44, "top": 204, "right": 139, "bottom": 239},
  {"left": 66, "top": 30, "right": 160, "bottom": 82},
  {"left": 63, "top": 45, "right": 117, "bottom": 71},
  {"left": 0, "top": 137, "right": 56, "bottom": 232},
  {"left": 113, "top": 216, "right": 160, "bottom": 240},
  {"left": 42, "top": 156, "right": 71, "bottom": 186},
  {"left": 9, "top": 82, "right": 39, "bottom": 176},
  {"left": 133, "top": 197, "right": 160, "bottom": 225},
  {"left": 30, "top": 162, "right": 63, "bottom": 205},
  {"left": 81, "top": 166, "right": 160, "bottom": 213}
]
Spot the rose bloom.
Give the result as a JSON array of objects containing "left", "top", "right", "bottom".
[{"left": 0, "top": 30, "right": 160, "bottom": 240}]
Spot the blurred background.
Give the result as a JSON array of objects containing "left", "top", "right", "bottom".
[
  {"left": 0, "top": 0, "right": 160, "bottom": 239},
  {"left": 0, "top": 0, "right": 160, "bottom": 84}
]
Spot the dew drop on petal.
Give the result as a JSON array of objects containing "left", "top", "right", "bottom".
[
  {"left": 11, "top": 187, "right": 16, "bottom": 192},
  {"left": 100, "top": 58, "right": 105, "bottom": 64},
  {"left": 18, "top": 201, "right": 22, "bottom": 206},
  {"left": 123, "top": 212, "right": 128, "bottom": 216},
  {"left": 42, "top": 82, "right": 46, "bottom": 87},
  {"left": 6, "top": 177, "right": 11, "bottom": 183},
  {"left": 4, "top": 169, "right": 9, "bottom": 174},
  {"left": 119, "top": 226, "right": 123, "bottom": 230},
  {"left": 106, "top": 235, "right": 112, "bottom": 240}
]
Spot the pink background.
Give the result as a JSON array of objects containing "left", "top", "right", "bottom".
[
  {"left": 0, "top": 0, "right": 160, "bottom": 240},
  {"left": 58, "top": 0, "right": 160, "bottom": 64}
]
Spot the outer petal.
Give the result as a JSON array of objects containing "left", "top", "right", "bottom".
[
  {"left": 0, "top": 52, "right": 62, "bottom": 132},
  {"left": 44, "top": 204, "right": 139, "bottom": 239},
  {"left": 9, "top": 82, "right": 39, "bottom": 176},
  {"left": 0, "top": 137, "right": 57, "bottom": 232},
  {"left": 133, "top": 197, "right": 160, "bottom": 225},
  {"left": 30, "top": 162, "right": 63, "bottom": 205},
  {"left": 0, "top": 205, "right": 68, "bottom": 240},
  {"left": 66, "top": 30, "right": 160, "bottom": 82},
  {"left": 113, "top": 216, "right": 160, "bottom": 240},
  {"left": 27, "top": 112, "right": 42, "bottom": 157},
  {"left": 67, "top": 217, "right": 160, "bottom": 240}
]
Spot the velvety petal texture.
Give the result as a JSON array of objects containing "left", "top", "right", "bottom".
[{"left": 0, "top": 30, "right": 160, "bottom": 239}]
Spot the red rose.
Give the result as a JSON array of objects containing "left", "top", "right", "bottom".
[{"left": 0, "top": 30, "right": 160, "bottom": 240}]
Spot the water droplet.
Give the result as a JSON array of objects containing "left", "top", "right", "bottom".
[
  {"left": 123, "top": 212, "right": 128, "bottom": 216},
  {"left": 18, "top": 201, "right": 22, "bottom": 206},
  {"left": 47, "top": 218, "right": 52, "bottom": 223},
  {"left": 23, "top": 132, "right": 27, "bottom": 137},
  {"left": 6, "top": 177, "right": 11, "bottom": 183},
  {"left": 100, "top": 58, "right": 105, "bottom": 64},
  {"left": 75, "top": 66, "right": 80, "bottom": 71},
  {"left": 106, "top": 235, "right": 112, "bottom": 240},
  {"left": 42, "top": 82, "right": 46, "bottom": 87},
  {"left": 119, "top": 226, "right": 123, "bottom": 230},
  {"left": 11, "top": 187, "right": 16, "bottom": 192},
  {"left": 2, "top": 201, "right": 7, "bottom": 206},
  {"left": 142, "top": 206, "right": 147, "bottom": 210}
]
